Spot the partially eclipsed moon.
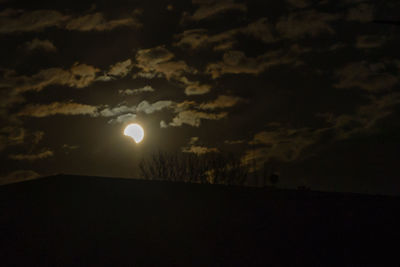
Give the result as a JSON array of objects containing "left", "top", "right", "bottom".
[{"left": 124, "top": 123, "right": 144, "bottom": 143}]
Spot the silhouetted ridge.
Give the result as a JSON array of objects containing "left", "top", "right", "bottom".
[{"left": 1, "top": 174, "right": 399, "bottom": 266}]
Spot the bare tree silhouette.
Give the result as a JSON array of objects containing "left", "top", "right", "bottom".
[{"left": 139, "top": 151, "right": 249, "bottom": 186}]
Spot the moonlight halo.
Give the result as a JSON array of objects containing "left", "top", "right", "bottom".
[{"left": 124, "top": 123, "right": 144, "bottom": 143}]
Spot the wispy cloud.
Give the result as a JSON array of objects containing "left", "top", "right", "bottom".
[
  {"left": 66, "top": 11, "right": 141, "bottom": 31},
  {"left": 169, "top": 110, "right": 227, "bottom": 127},
  {"left": 5, "top": 63, "right": 100, "bottom": 94},
  {"left": 181, "top": 136, "right": 218, "bottom": 155},
  {"left": 334, "top": 60, "right": 399, "bottom": 92},
  {"left": 355, "top": 35, "right": 388, "bottom": 49},
  {"left": 119, "top": 85, "right": 155, "bottom": 95},
  {"left": 0, "top": 170, "right": 40, "bottom": 185},
  {"left": 184, "top": 0, "right": 247, "bottom": 22},
  {"left": 175, "top": 18, "right": 275, "bottom": 51},
  {"left": 0, "top": 8, "right": 142, "bottom": 34},
  {"left": 9, "top": 150, "right": 54, "bottom": 161},
  {"left": 206, "top": 46, "right": 306, "bottom": 79},
  {"left": 200, "top": 95, "right": 244, "bottom": 110}
]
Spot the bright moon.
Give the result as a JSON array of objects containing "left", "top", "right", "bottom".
[{"left": 124, "top": 123, "right": 144, "bottom": 143}]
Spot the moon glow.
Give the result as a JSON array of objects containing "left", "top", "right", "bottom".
[{"left": 124, "top": 123, "right": 144, "bottom": 143}]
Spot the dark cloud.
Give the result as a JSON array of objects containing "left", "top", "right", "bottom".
[
  {"left": 334, "top": 61, "right": 399, "bottom": 92},
  {"left": 0, "top": 170, "right": 40, "bottom": 185},
  {"left": 324, "top": 93, "right": 400, "bottom": 139},
  {"left": 346, "top": 3, "right": 374, "bottom": 22},
  {"left": 0, "top": 126, "right": 25, "bottom": 151},
  {"left": 276, "top": 10, "right": 339, "bottom": 39},
  {"left": 287, "top": 0, "right": 311, "bottom": 9},
  {"left": 355, "top": 35, "right": 388, "bottom": 49},
  {"left": 224, "top": 139, "right": 245, "bottom": 145},
  {"left": 244, "top": 92, "right": 400, "bottom": 170},
  {"left": 242, "top": 126, "right": 321, "bottom": 168},
  {"left": 24, "top": 38, "right": 57, "bottom": 52}
]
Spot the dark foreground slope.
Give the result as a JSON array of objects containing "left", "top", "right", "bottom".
[{"left": 1, "top": 175, "right": 399, "bottom": 266}]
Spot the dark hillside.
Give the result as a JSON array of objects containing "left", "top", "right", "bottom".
[{"left": 1, "top": 175, "right": 399, "bottom": 266}]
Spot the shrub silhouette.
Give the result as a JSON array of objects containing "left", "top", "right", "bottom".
[
  {"left": 270, "top": 173, "right": 279, "bottom": 186},
  {"left": 262, "top": 162, "right": 279, "bottom": 187},
  {"left": 139, "top": 151, "right": 249, "bottom": 186}
]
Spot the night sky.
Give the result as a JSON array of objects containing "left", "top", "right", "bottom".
[{"left": 1, "top": 0, "right": 400, "bottom": 195}]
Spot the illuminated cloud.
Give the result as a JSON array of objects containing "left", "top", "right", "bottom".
[
  {"left": 200, "top": 95, "right": 244, "bottom": 110},
  {"left": 169, "top": 110, "right": 227, "bottom": 127},
  {"left": 18, "top": 102, "right": 98, "bottom": 117},
  {"left": 6, "top": 63, "right": 100, "bottom": 93},
  {"left": 179, "top": 77, "right": 211, "bottom": 95},
  {"left": 107, "top": 113, "right": 137, "bottom": 124},
  {"left": 100, "top": 100, "right": 174, "bottom": 121},
  {"left": 135, "top": 46, "right": 196, "bottom": 80},
  {"left": 0, "top": 9, "right": 68, "bottom": 33},
  {"left": 119, "top": 85, "right": 155, "bottom": 95},
  {"left": 136, "top": 100, "right": 173, "bottom": 114},
  {"left": 184, "top": 82, "right": 211, "bottom": 95},
  {"left": 99, "top": 105, "right": 135, "bottom": 117},
  {"left": 107, "top": 59, "right": 132, "bottom": 77},
  {"left": 0, "top": 8, "right": 142, "bottom": 34}
]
